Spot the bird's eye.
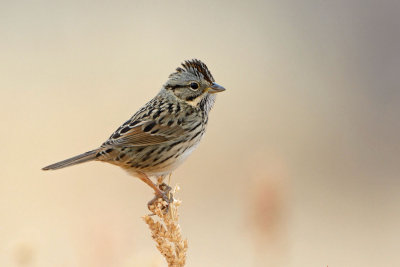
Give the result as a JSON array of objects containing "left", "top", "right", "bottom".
[{"left": 190, "top": 82, "right": 199, "bottom": 90}]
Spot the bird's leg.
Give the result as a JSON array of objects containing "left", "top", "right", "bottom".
[
  {"left": 136, "top": 172, "right": 172, "bottom": 212},
  {"left": 156, "top": 174, "right": 172, "bottom": 198},
  {"left": 151, "top": 174, "right": 174, "bottom": 213},
  {"left": 136, "top": 172, "right": 170, "bottom": 203}
]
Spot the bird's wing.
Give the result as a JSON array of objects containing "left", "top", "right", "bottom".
[{"left": 102, "top": 118, "right": 186, "bottom": 147}]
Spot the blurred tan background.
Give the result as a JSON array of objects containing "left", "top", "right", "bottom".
[{"left": 1, "top": 0, "right": 399, "bottom": 266}]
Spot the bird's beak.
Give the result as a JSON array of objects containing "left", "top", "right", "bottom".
[{"left": 207, "top": 83, "right": 226, "bottom": 94}]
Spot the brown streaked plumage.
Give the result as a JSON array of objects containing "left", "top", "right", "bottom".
[{"left": 42, "top": 59, "right": 225, "bottom": 204}]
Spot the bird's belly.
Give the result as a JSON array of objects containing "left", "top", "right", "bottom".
[
  {"left": 146, "top": 142, "right": 200, "bottom": 177},
  {"left": 116, "top": 129, "right": 205, "bottom": 178},
  {"left": 169, "top": 142, "right": 199, "bottom": 168}
]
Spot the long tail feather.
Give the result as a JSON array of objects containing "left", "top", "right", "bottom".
[{"left": 42, "top": 149, "right": 98, "bottom": 170}]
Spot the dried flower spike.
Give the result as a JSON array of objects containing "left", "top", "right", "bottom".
[{"left": 143, "top": 186, "right": 188, "bottom": 267}]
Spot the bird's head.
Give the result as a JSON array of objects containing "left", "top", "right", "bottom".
[{"left": 164, "top": 59, "right": 225, "bottom": 108}]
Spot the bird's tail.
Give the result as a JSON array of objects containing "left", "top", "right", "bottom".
[{"left": 42, "top": 149, "right": 98, "bottom": 170}]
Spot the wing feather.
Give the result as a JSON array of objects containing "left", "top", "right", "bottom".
[{"left": 103, "top": 120, "right": 185, "bottom": 147}]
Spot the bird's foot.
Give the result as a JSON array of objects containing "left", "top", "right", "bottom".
[
  {"left": 147, "top": 183, "right": 174, "bottom": 214},
  {"left": 158, "top": 182, "right": 172, "bottom": 197}
]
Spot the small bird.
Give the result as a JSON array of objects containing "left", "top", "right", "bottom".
[{"left": 42, "top": 59, "right": 225, "bottom": 204}]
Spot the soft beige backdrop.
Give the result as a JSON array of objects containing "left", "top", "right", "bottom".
[{"left": 1, "top": 1, "right": 399, "bottom": 266}]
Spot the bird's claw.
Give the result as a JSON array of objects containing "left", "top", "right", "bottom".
[
  {"left": 158, "top": 182, "right": 172, "bottom": 196},
  {"left": 147, "top": 183, "right": 174, "bottom": 214}
]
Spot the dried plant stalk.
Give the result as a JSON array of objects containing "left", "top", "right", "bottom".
[{"left": 143, "top": 186, "right": 188, "bottom": 267}]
